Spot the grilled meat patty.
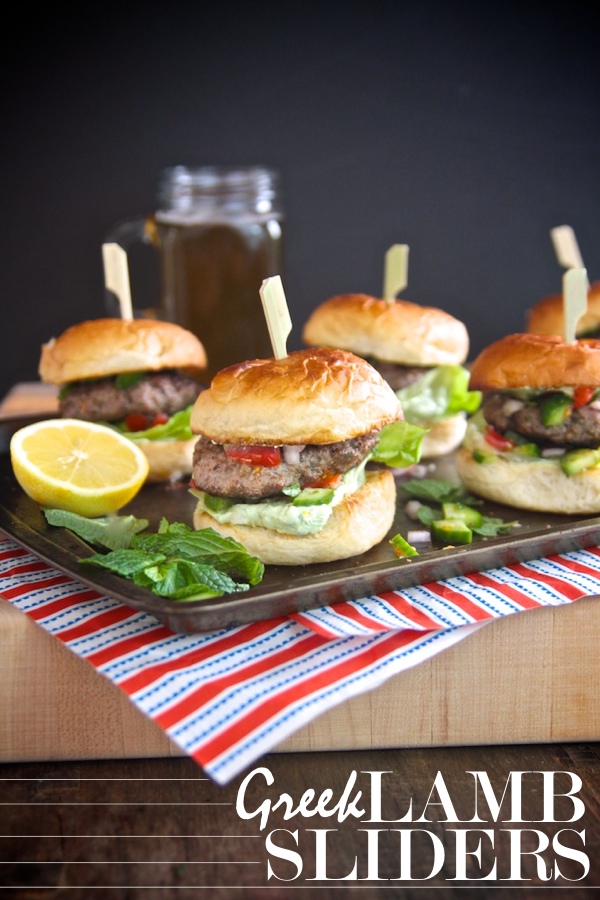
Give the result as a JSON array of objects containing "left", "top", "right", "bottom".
[
  {"left": 192, "top": 431, "right": 380, "bottom": 500},
  {"left": 369, "top": 361, "right": 430, "bottom": 393},
  {"left": 482, "top": 392, "right": 600, "bottom": 447},
  {"left": 59, "top": 371, "right": 202, "bottom": 422}
]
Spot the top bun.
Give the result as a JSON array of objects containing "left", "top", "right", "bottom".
[
  {"left": 39, "top": 318, "right": 207, "bottom": 384},
  {"left": 190, "top": 347, "right": 403, "bottom": 445},
  {"left": 468, "top": 332, "right": 600, "bottom": 391},
  {"left": 302, "top": 293, "right": 469, "bottom": 366},
  {"left": 526, "top": 281, "right": 600, "bottom": 337}
]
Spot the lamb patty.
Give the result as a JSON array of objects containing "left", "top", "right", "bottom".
[
  {"left": 482, "top": 392, "right": 600, "bottom": 447},
  {"left": 59, "top": 371, "right": 202, "bottom": 422},
  {"left": 192, "top": 431, "right": 380, "bottom": 500},
  {"left": 370, "top": 361, "right": 431, "bottom": 393}
]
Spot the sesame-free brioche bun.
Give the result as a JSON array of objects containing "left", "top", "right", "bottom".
[
  {"left": 302, "top": 294, "right": 469, "bottom": 366},
  {"left": 39, "top": 318, "right": 207, "bottom": 384},
  {"left": 193, "top": 468, "right": 396, "bottom": 565},
  {"left": 135, "top": 437, "right": 198, "bottom": 484},
  {"left": 190, "top": 347, "right": 403, "bottom": 445},
  {"left": 526, "top": 281, "right": 600, "bottom": 338},
  {"left": 455, "top": 443, "right": 600, "bottom": 515},
  {"left": 467, "top": 332, "right": 600, "bottom": 392},
  {"left": 420, "top": 414, "right": 468, "bottom": 459}
]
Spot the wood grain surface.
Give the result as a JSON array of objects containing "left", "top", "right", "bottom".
[{"left": 1, "top": 744, "right": 598, "bottom": 896}]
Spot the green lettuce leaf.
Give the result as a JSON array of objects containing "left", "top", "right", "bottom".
[
  {"left": 396, "top": 366, "right": 482, "bottom": 423},
  {"left": 111, "top": 405, "right": 195, "bottom": 442},
  {"left": 370, "top": 420, "right": 426, "bottom": 469}
]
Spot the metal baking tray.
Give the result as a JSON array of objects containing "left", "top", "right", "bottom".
[{"left": 2, "top": 414, "right": 600, "bottom": 633}]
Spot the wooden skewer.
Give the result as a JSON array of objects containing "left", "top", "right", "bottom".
[
  {"left": 551, "top": 225, "right": 586, "bottom": 274},
  {"left": 383, "top": 244, "right": 409, "bottom": 302},
  {"left": 259, "top": 276, "right": 292, "bottom": 359},
  {"left": 563, "top": 267, "right": 588, "bottom": 343},
  {"left": 102, "top": 243, "right": 133, "bottom": 320}
]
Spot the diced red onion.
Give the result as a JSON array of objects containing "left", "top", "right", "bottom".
[
  {"left": 502, "top": 398, "right": 525, "bottom": 415},
  {"left": 404, "top": 500, "right": 423, "bottom": 520},
  {"left": 541, "top": 447, "right": 565, "bottom": 457},
  {"left": 407, "top": 530, "right": 431, "bottom": 544},
  {"left": 282, "top": 444, "right": 306, "bottom": 465}
]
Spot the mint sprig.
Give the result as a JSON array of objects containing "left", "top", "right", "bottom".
[{"left": 43, "top": 510, "right": 265, "bottom": 601}]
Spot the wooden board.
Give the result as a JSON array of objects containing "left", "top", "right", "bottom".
[
  {"left": 1, "top": 593, "right": 599, "bottom": 763},
  {"left": 1, "top": 383, "right": 599, "bottom": 763}
]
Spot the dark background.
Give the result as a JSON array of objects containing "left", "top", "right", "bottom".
[{"left": 2, "top": 2, "right": 599, "bottom": 400}]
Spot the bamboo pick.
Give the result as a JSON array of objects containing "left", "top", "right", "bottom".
[
  {"left": 563, "top": 267, "right": 588, "bottom": 343},
  {"left": 551, "top": 225, "right": 586, "bottom": 273},
  {"left": 259, "top": 276, "right": 292, "bottom": 359},
  {"left": 383, "top": 244, "right": 409, "bottom": 302},
  {"left": 102, "top": 243, "right": 133, "bottom": 320}
]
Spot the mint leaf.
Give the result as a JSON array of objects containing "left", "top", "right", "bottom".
[
  {"left": 400, "top": 478, "right": 473, "bottom": 504},
  {"left": 43, "top": 509, "right": 149, "bottom": 550},
  {"left": 82, "top": 549, "right": 167, "bottom": 578},
  {"left": 133, "top": 520, "right": 264, "bottom": 585},
  {"left": 133, "top": 558, "right": 247, "bottom": 599}
]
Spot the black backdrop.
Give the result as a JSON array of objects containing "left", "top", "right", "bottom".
[{"left": 2, "top": 2, "right": 599, "bottom": 400}]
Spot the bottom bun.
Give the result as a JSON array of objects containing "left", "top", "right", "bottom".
[
  {"left": 455, "top": 446, "right": 600, "bottom": 514},
  {"left": 420, "top": 414, "right": 467, "bottom": 458},
  {"left": 193, "top": 468, "right": 397, "bottom": 565},
  {"left": 135, "top": 437, "right": 197, "bottom": 483}
]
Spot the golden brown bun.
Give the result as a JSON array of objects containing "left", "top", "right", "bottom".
[
  {"left": 193, "top": 468, "right": 396, "bottom": 565},
  {"left": 455, "top": 446, "right": 600, "bottom": 514},
  {"left": 190, "top": 347, "right": 403, "bottom": 445},
  {"left": 302, "top": 294, "right": 469, "bottom": 366},
  {"left": 39, "top": 318, "right": 207, "bottom": 384},
  {"left": 420, "top": 414, "right": 467, "bottom": 458},
  {"left": 135, "top": 436, "right": 197, "bottom": 483},
  {"left": 526, "top": 281, "right": 600, "bottom": 337},
  {"left": 468, "top": 333, "right": 600, "bottom": 392}
]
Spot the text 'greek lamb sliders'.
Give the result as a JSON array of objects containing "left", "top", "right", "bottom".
[
  {"left": 526, "top": 281, "right": 600, "bottom": 338},
  {"left": 39, "top": 318, "right": 207, "bottom": 483},
  {"left": 302, "top": 294, "right": 481, "bottom": 458},
  {"left": 455, "top": 332, "right": 600, "bottom": 514},
  {"left": 189, "top": 347, "right": 425, "bottom": 565}
]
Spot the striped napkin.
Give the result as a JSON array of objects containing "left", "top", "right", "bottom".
[{"left": 1, "top": 534, "right": 599, "bottom": 785}]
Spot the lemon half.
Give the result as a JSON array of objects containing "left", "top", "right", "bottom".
[{"left": 10, "top": 418, "right": 150, "bottom": 517}]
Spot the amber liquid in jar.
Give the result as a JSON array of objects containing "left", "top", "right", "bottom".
[{"left": 153, "top": 166, "right": 284, "bottom": 381}]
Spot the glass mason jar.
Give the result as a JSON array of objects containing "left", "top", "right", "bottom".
[{"left": 104, "top": 165, "right": 284, "bottom": 380}]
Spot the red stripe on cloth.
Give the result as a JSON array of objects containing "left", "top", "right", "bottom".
[
  {"left": 22, "top": 588, "right": 105, "bottom": 620},
  {"left": 86, "top": 621, "right": 180, "bottom": 667},
  {"left": 154, "top": 630, "right": 328, "bottom": 730},
  {"left": 420, "top": 581, "right": 494, "bottom": 621},
  {"left": 53, "top": 604, "right": 141, "bottom": 644},
  {"left": 297, "top": 592, "right": 443, "bottom": 636},
  {"left": 465, "top": 570, "right": 543, "bottom": 609},
  {"left": 196, "top": 628, "right": 425, "bottom": 765},
  {"left": 0, "top": 546, "right": 30, "bottom": 563},
  {"left": 118, "top": 616, "right": 290, "bottom": 695},
  {"left": 506, "top": 561, "right": 585, "bottom": 601},
  {"left": 375, "top": 591, "right": 446, "bottom": 628},
  {"left": 1, "top": 574, "right": 74, "bottom": 600},
  {"left": 545, "top": 552, "right": 600, "bottom": 581}
]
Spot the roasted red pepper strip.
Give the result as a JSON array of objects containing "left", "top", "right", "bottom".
[
  {"left": 304, "top": 472, "right": 343, "bottom": 489},
  {"left": 224, "top": 445, "right": 282, "bottom": 467},
  {"left": 124, "top": 412, "right": 169, "bottom": 431},
  {"left": 484, "top": 426, "right": 515, "bottom": 452},
  {"left": 573, "top": 386, "right": 596, "bottom": 409}
]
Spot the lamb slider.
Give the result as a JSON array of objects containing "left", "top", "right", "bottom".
[{"left": 189, "top": 347, "right": 425, "bottom": 565}]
